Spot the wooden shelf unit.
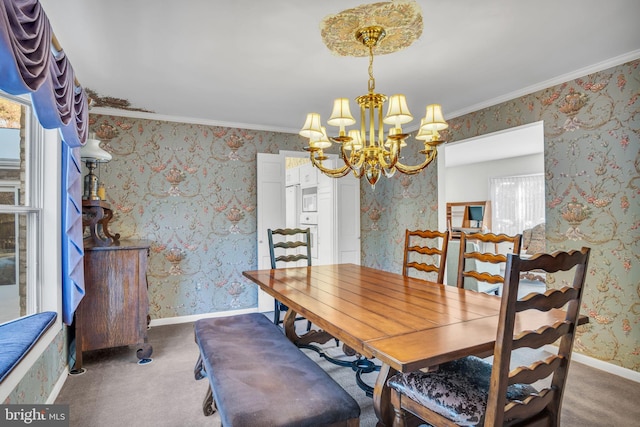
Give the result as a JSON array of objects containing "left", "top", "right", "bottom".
[{"left": 446, "top": 201, "right": 492, "bottom": 237}]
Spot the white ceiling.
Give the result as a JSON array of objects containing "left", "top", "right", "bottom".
[{"left": 40, "top": 0, "right": 640, "bottom": 136}]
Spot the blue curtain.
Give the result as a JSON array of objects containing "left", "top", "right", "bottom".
[
  {"left": 61, "top": 144, "right": 85, "bottom": 325},
  {"left": 1, "top": 0, "right": 89, "bottom": 325}
]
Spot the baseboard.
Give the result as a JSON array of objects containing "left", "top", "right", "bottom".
[
  {"left": 148, "top": 308, "right": 259, "bottom": 327},
  {"left": 46, "top": 366, "right": 69, "bottom": 404},
  {"left": 544, "top": 345, "right": 640, "bottom": 383}
]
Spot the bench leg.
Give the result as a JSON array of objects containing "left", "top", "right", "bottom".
[
  {"left": 194, "top": 354, "right": 206, "bottom": 380},
  {"left": 202, "top": 384, "right": 216, "bottom": 416}
]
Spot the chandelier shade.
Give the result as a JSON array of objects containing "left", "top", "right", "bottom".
[{"left": 300, "top": 1, "right": 448, "bottom": 188}]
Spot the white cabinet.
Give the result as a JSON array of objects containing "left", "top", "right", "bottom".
[
  {"left": 317, "top": 186, "right": 334, "bottom": 265},
  {"left": 285, "top": 167, "right": 300, "bottom": 186},
  {"left": 299, "top": 162, "right": 317, "bottom": 188}
]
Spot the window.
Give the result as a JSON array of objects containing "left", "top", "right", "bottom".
[
  {"left": 490, "top": 173, "right": 545, "bottom": 236},
  {"left": 0, "top": 92, "right": 44, "bottom": 324}
]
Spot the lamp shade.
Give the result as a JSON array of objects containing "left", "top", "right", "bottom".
[
  {"left": 415, "top": 118, "right": 434, "bottom": 140},
  {"left": 80, "top": 138, "right": 112, "bottom": 162},
  {"left": 310, "top": 126, "right": 332, "bottom": 149},
  {"left": 421, "top": 104, "right": 448, "bottom": 132},
  {"left": 327, "top": 98, "right": 356, "bottom": 127},
  {"left": 299, "top": 113, "right": 324, "bottom": 139},
  {"left": 346, "top": 129, "right": 363, "bottom": 150},
  {"left": 383, "top": 94, "right": 413, "bottom": 126}
]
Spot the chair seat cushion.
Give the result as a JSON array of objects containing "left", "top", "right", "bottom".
[{"left": 388, "top": 356, "right": 537, "bottom": 426}]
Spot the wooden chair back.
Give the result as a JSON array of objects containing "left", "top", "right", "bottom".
[
  {"left": 484, "top": 247, "right": 590, "bottom": 426},
  {"left": 457, "top": 232, "right": 522, "bottom": 292},
  {"left": 267, "top": 228, "right": 312, "bottom": 269},
  {"left": 402, "top": 229, "right": 449, "bottom": 284},
  {"left": 267, "top": 228, "right": 312, "bottom": 326}
]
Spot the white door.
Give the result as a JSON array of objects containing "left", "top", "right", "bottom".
[
  {"left": 256, "top": 152, "right": 285, "bottom": 312},
  {"left": 336, "top": 173, "right": 361, "bottom": 264}
]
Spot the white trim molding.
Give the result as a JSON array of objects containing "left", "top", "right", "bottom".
[
  {"left": 544, "top": 345, "right": 640, "bottom": 383},
  {"left": 148, "top": 308, "right": 258, "bottom": 327},
  {"left": 46, "top": 367, "right": 69, "bottom": 404}
]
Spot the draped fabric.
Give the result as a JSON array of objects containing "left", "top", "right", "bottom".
[
  {"left": 490, "top": 174, "right": 545, "bottom": 236},
  {"left": 0, "top": 0, "right": 88, "bottom": 324},
  {"left": 60, "top": 145, "right": 85, "bottom": 325}
]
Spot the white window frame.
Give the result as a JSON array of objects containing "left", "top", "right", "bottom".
[{"left": 0, "top": 92, "right": 62, "bottom": 401}]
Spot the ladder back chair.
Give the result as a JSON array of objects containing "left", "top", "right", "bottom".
[
  {"left": 402, "top": 229, "right": 450, "bottom": 284},
  {"left": 267, "top": 228, "right": 311, "bottom": 326},
  {"left": 388, "top": 247, "right": 590, "bottom": 427},
  {"left": 457, "top": 232, "right": 522, "bottom": 294}
]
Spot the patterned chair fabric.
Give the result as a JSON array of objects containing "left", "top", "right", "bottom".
[{"left": 388, "top": 356, "right": 536, "bottom": 426}]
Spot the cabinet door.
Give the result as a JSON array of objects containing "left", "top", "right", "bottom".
[
  {"left": 300, "top": 162, "right": 318, "bottom": 188},
  {"left": 79, "top": 247, "right": 147, "bottom": 351},
  {"left": 285, "top": 166, "right": 300, "bottom": 186}
]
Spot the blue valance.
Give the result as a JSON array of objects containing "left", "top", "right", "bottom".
[{"left": 0, "top": 0, "right": 88, "bottom": 325}]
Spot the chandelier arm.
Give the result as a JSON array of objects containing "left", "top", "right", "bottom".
[
  {"left": 377, "top": 149, "right": 397, "bottom": 170},
  {"left": 394, "top": 149, "right": 438, "bottom": 175},
  {"left": 310, "top": 154, "right": 351, "bottom": 178},
  {"left": 341, "top": 144, "right": 365, "bottom": 171}
]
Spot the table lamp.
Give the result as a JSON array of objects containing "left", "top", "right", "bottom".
[{"left": 80, "top": 135, "right": 112, "bottom": 200}]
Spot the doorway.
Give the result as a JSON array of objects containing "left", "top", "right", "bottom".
[{"left": 256, "top": 151, "right": 361, "bottom": 312}]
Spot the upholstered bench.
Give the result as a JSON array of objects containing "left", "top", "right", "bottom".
[
  {"left": 0, "top": 311, "right": 57, "bottom": 383},
  {"left": 194, "top": 313, "right": 360, "bottom": 427}
]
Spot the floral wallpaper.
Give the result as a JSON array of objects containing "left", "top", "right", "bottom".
[
  {"left": 88, "top": 118, "right": 304, "bottom": 318},
  {"left": 84, "top": 59, "right": 639, "bottom": 373},
  {"left": 364, "top": 60, "right": 639, "bottom": 370}
]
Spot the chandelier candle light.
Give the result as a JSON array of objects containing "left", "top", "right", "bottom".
[{"left": 299, "top": 1, "right": 448, "bottom": 188}]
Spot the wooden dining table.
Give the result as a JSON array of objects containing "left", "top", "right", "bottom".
[{"left": 242, "top": 263, "right": 579, "bottom": 427}]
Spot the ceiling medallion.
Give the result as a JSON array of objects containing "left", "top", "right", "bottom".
[
  {"left": 300, "top": 1, "right": 447, "bottom": 189},
  {"left": 320, "top": 0, "right": 423, "bottom": 57}
]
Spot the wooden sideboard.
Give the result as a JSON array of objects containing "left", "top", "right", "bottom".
[{"left": 74, "top": 239, "right": 152, "bottom": 370}]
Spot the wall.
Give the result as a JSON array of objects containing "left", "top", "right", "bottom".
[
  {"left": 444, "top": 59, "right": 640, "bottom": 371},
  {"left": 90, "top": 59, "right": 638, "bottom": 372},
  {"left": 445, "top": 153, "right": 544, "bottom": 202},
  {"left": 359, "top": 138, "right": 440, "bottom": 274},
  {"left": 88, "top": 117, "right": 304, "bottom": 319}
]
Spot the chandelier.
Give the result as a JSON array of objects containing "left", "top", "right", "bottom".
[{"left": 299, "top": 1, "right": 448, "bottom": 188}]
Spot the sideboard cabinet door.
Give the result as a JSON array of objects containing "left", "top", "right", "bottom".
[{"left": 75, "top": 240, "right": 151, "bottom": 369}]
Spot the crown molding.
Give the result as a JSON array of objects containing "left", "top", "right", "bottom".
[
  {"left": 88, "top": 107, "right": 298, "bottom": 135},
  {"left": 445, "top": 49, "right": 640, "bottom": 120},
  {"left": 89, "top": 50, "right": 640, "bottom": 135}
]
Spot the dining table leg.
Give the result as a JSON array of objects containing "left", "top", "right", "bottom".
[
  {"left": 282, "top": 308, "right": 334, "bottom": 346},
  {"left": 373, "top": 362, "right": 397, "bottom": 427}
]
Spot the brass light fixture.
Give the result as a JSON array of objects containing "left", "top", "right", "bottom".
[{"left": 299, "top": 1, "right": 448, "bottom": 188}]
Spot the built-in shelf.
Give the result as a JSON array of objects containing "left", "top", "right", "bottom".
[{"left": 446, "top": 200, "right": 491, "bottom": 238}]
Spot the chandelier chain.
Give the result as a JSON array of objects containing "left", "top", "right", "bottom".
[{"left": 368, "top": 45, "right": 376, "bottom": 93}]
